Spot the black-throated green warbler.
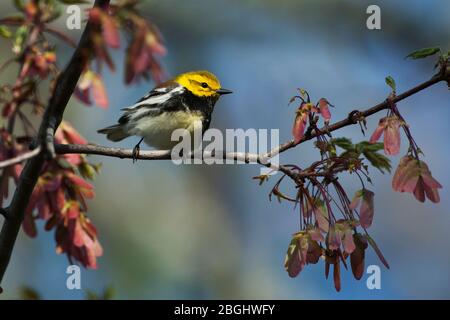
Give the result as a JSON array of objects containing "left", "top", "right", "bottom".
[{"left": 97, "top": 71, "right": 232, "bottom": 157}]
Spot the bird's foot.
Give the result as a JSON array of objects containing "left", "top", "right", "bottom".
[
  {"left": 132, "top": 145, "right": 140, "bottom": 163},
  {"left": 132, "top": 138, "right": 144, "bottom": 163}
]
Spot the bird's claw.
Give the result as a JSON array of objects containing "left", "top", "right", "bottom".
[
  {"left": 132, "top": 138, "right": 144, "bottom": 163},
  {"left": 132, "top": 145, "right": 140, "bottom": 163}
]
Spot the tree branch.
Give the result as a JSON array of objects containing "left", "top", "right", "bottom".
[
  {"left": 54, "top": 71, "right": 449, "bottom": 165},
  {"left": 264, "top": 71, "right": 449, "bottom": 159},
  {"left": 0, "top": 0, "right": 110, "bottom": 291},
  {"left": 0, "top": 147, "right": 41, "bottom": 169}
]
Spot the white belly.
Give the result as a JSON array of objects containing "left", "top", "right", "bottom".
[{"left": 127, "top": 111, "right": 204, "bottom": 149}]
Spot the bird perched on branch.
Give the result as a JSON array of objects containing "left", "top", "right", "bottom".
[{"left": 97, "top": 70, "right": 232, "bottom": 159}]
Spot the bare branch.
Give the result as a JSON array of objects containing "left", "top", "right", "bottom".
[
  {"left": 54, "top": 71, "right": 449, "bottom": 167},
  {"left": 44, "top": 26, "right": 77, "bottom": 48},
  {"left": 55, "top": 143, "right": 172, "bottom": 160},
  {"left": 264, "top": 72, "right": 449, "bottom": 159},
  {"left": 54, "top": 144, "right": 300, "bottom": 180},
  {"left": 0, "top": 147, "right": 41, "bottom": 169}
]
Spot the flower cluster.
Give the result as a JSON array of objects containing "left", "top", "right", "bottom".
[
  {"left": 393, "top": 156, "right": 442, "bottom": 203},
  {"left": 74, "top": 0, "right": 167, "bottom": 109},
  {"left": 369, "top": 95, "right": 442, "bottom": 203},
  {"left": 280, "top": 175, "right": 382, "bottom": 292},
  {"left": 75, "top": 70, "right": 109, "bottom": 108},
  {"left": 261, "top": 132, "right": 389, "bottom": 291},
  {"left": 0, "top": 1, "right": 123, "bottom": 269},
  {"left": 291, "top": 91, "right": 333, "bottom": 143},
  {"left": 369, "top": 115, "right": 402, "bottom": 155},
  {"left": 23, "top": 122, "right": 102, "bottom": 268},
  {"left": 277, "top": 81, "right": 443, "bottom": 290}
]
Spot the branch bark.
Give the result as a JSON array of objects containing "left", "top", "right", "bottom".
[
  {"left": 0, "top": 146, "right": 41, "bottom": 169},
  {"left": 0, "top": 0, "right": 110, "bottom": 291},
  {"left": 54, "top": 71, "right": 448, "bottom": 163},
  {"left": 264, "top": 71, "right": 448, "bottom": 159}
]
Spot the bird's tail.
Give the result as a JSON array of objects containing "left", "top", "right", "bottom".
[{"left": 97, "top": 124, "right": 130, "bottom": 142}]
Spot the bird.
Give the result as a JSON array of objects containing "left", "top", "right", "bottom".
[{"left": 97, "top": 70, "right": 232, "bottom": 160}]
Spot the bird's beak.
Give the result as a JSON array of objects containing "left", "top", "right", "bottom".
[{"left": 216, "top": 88, "right": 233, "bottom": 95}]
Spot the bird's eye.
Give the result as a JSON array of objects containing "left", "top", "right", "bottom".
[{"left": 201, "top": 82, "right": 208, "bottom": 88}]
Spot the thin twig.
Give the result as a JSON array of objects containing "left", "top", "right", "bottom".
[
  {"left": 0, "top": 147, "right": 41, "bottom": 169},
  {"left": 44, "top": 26, "right": 77, "bottom": 48},
  {"left": 264, "top": 72, "right": 448, "bottom": 159},
  {"left": 54, "top": 71, "right": 448, "bottom": 166}
]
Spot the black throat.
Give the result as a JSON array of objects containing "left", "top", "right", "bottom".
[{"left": 182, "top": 90, "right": 219, "bottom": 131}]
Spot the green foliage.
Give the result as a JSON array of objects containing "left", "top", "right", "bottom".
[
  {"left": 405, "top": 47, "right": 441, "bottom": 60},
  {"left": 0, "top": 25, "right": 12, "bottom": 38},
  {"left": 330, "top": 138, "right": 391, "bottom": 173},
  {"left": 385, "top": 76, "right": 396, "bottom": 92},
  {"left": 330, "top": 137, "right": 353, "bottom": 150},
  {"left": 79, "top": 162, "right": 102, "bottom": 180},
  {"left": 12, "top": 25, "right": 28, "bottom": 54},
  {"left": 13, "top": 0, "right": 25, "bottom": 11}
]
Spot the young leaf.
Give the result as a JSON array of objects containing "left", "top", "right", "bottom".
[
  {"left": 13, "top": 0, "right": 25, "bottom": 11},
  {"left": 363, "top": 150, "right": 391, "bottom": 173},
  {"left": 0, "top": 25, "right": 12, "bottom": 38},
  {"left": 405, "top": 47, "right": 441, "bottom": 60},
  {"left": 385, "top": 76, "right": 396, "bottom": 91},
  {"left": 12, "top": 25, "right": 28, "bottom": 54},
  {"left": 358, "top": 141, "right": 384, "bottom": 152},
  {"left": 331, "top": 137, "right": 353, "bottom": 151}
]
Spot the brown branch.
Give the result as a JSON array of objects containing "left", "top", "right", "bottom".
[
  {"left": 54, "top": 71, "right": 449, "bottom": 165},
  {"left": 53, "top": 143, "right": 300, "bottom": 181},
  {"left": 0, "top": 0, "right": 110, "bottom": 291},
  {"left": 264, "top": 71, "right": 449, "bottom": 159},
  {"left": 44, "top": 26, "right": 77, "bottom": 48},
  {"left": 0, "top": 146, "right": 41, "bottom": 169}
]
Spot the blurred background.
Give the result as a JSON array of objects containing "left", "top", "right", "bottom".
[{"left": 1, "top": 0, "right": 449, "bottom": 299}]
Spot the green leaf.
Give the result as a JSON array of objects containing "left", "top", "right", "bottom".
[
  {"left": 363, "top": 150, "right": 391, "bottom": 174},
  {"left": 79, "top": 163, "right": 96, "bottom": 180},
  {"left": 0, "top": 25, "right": 12, "bottom": 38},
  {"left": 385, "top": 76, "right": 396, "bottom": 91},
  {"left": 13, "top": 0, "right": 25, "bottom": 11},
  {"left": 355, "top": 143, "right": 365, "bottom": 155},
  {"left": 405, "top": 47, "right": 441, "bottom": 60},
  {"left": 331, "top": 137, "right": 353, "bottom": 151},
  {"left": 340, "top": 150, "right": 360, "bottom": 161},
  {"left": 12, "top": 25, "right": 28, "bottom": 54},
  {"left": 45, "top": 1, "right": 63, "bottom": 23},
  {"left": 357, "top": 141, "right": 384, "bottom": 152}
]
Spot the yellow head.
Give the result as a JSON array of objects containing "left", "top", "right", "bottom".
[{"left": 174, "top": 71, "right": 232, "bottom": 97}]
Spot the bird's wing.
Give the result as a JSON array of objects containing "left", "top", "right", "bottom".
[
  {"left": 121, "top": 82, "right": 183, "bottom": 111},
  {"left": 118, "top": 82, "right": 185, "bottom": 125}
]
